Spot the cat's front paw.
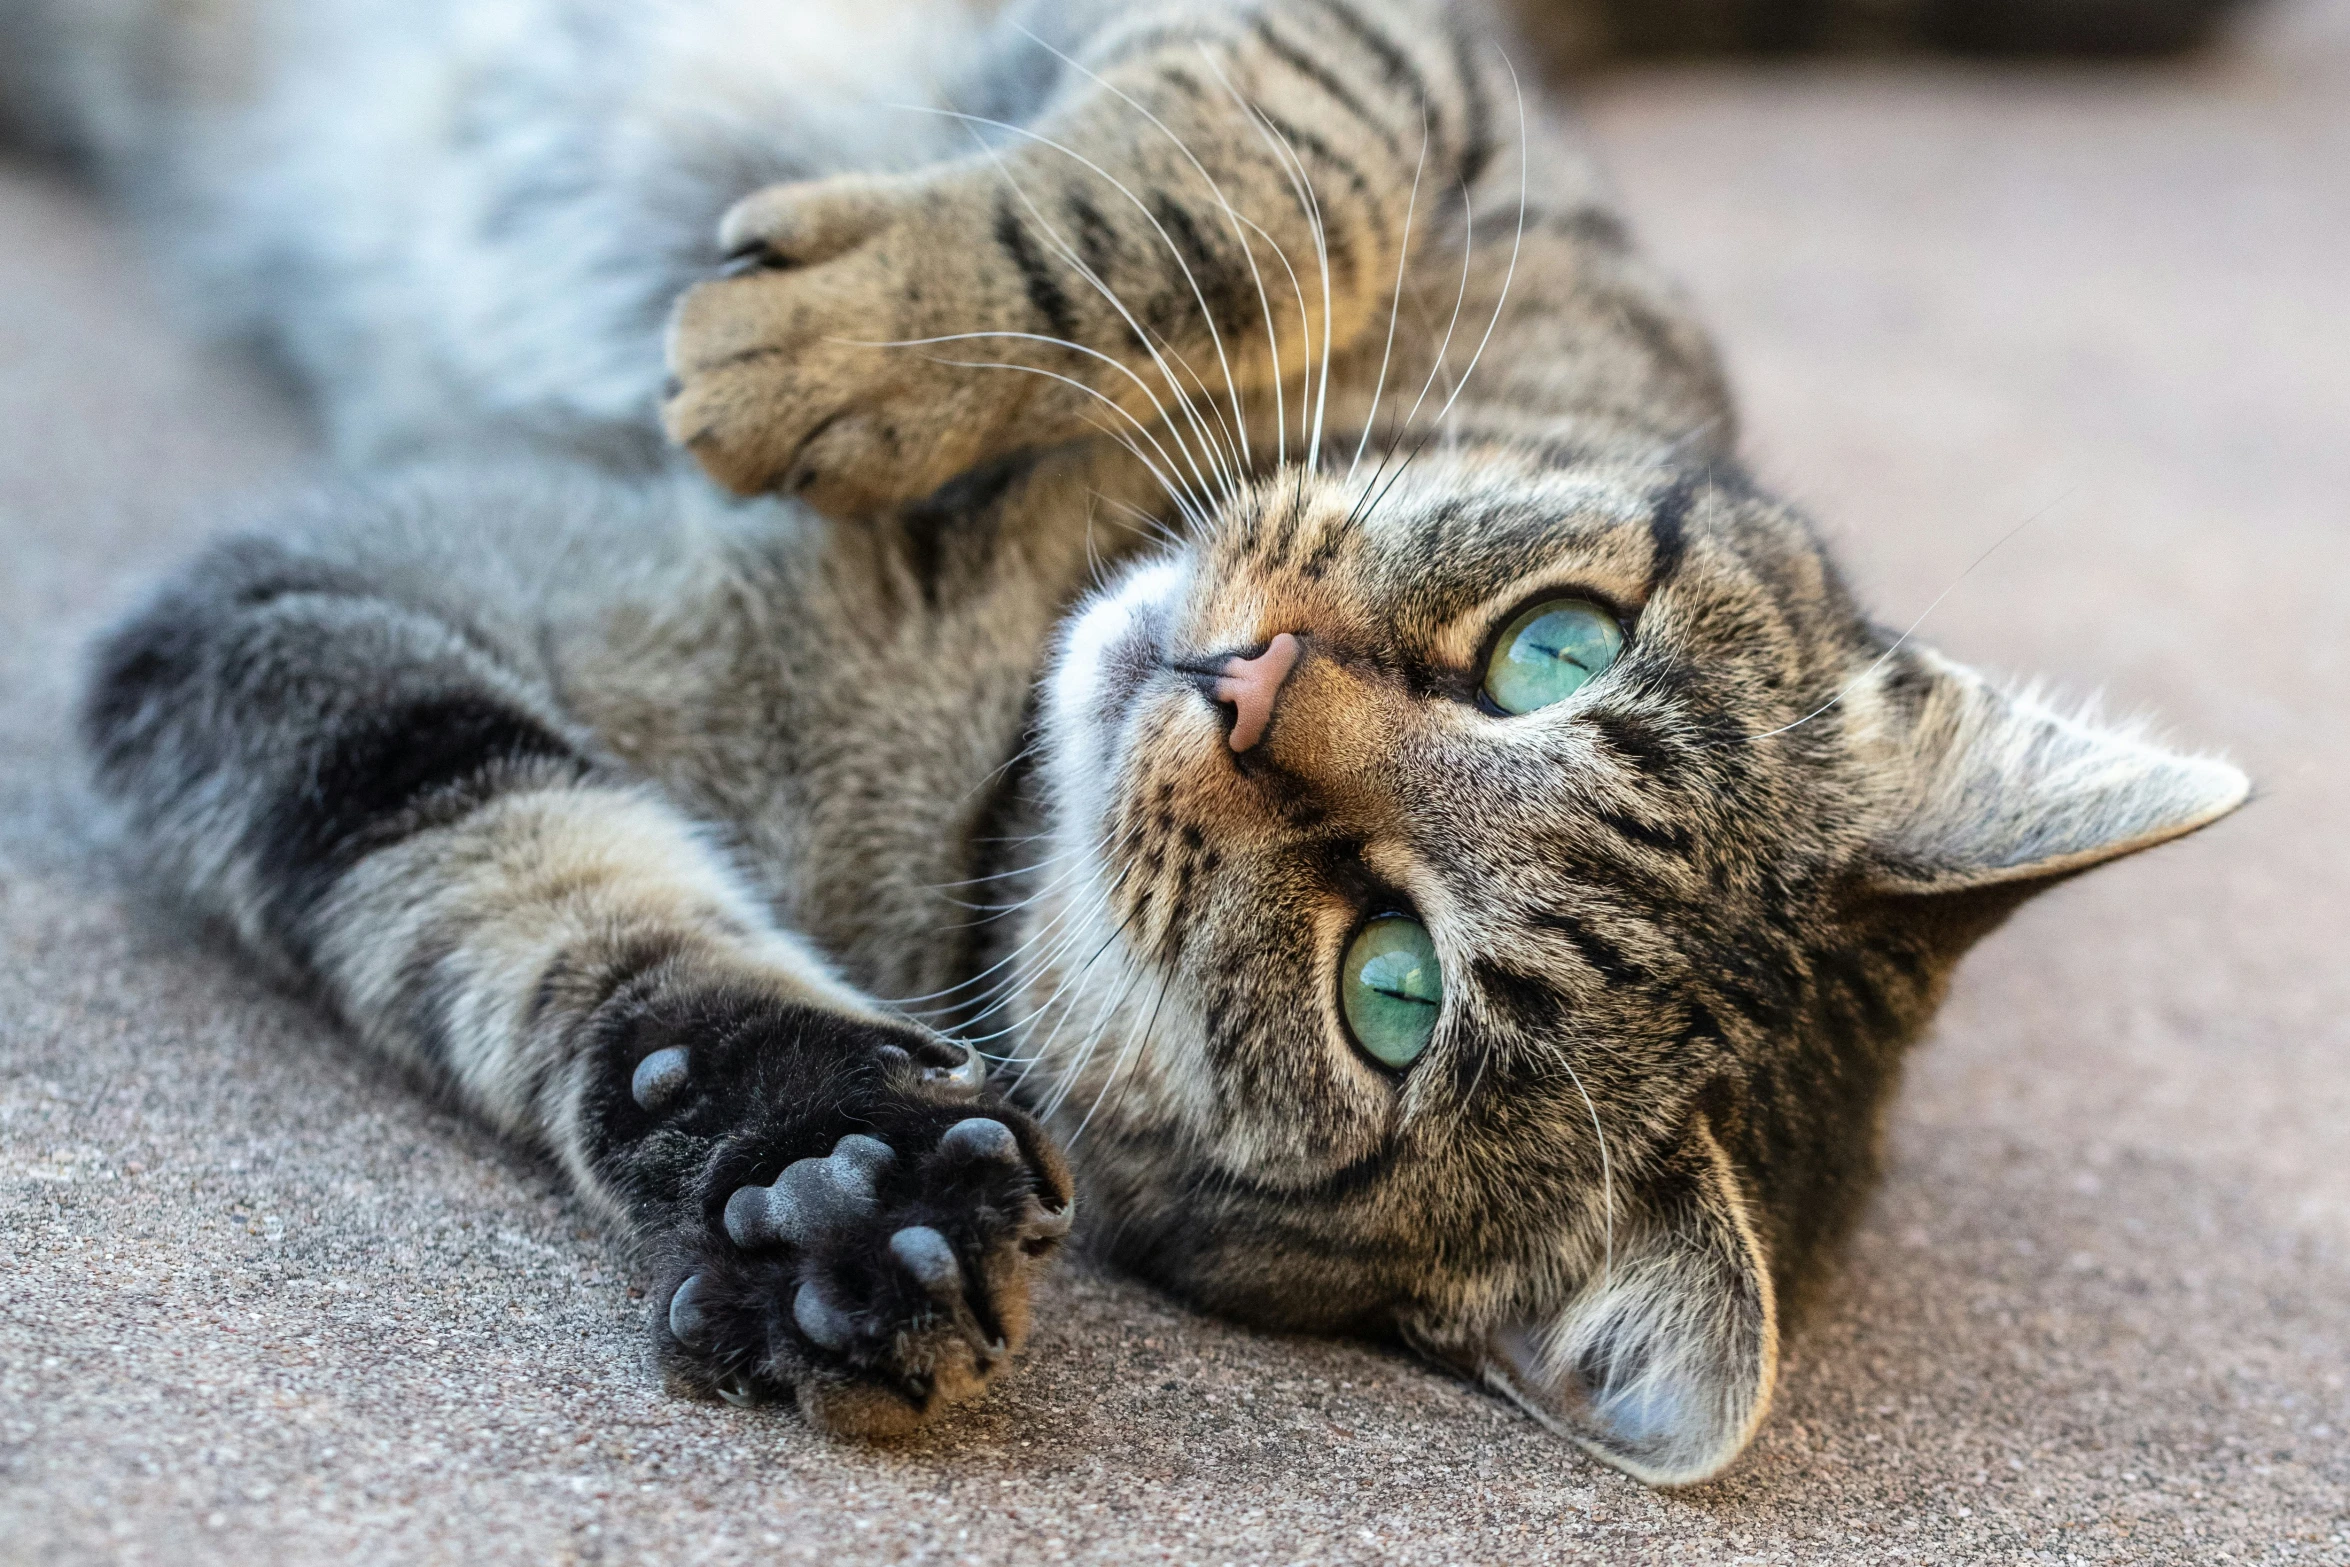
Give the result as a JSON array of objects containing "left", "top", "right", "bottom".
[
  {"left": 644, "top": 1042, "right": 1074, "bottom": 1435},
  {"left": 662, "top": 174, "right": 1050, "bottom": 513}
]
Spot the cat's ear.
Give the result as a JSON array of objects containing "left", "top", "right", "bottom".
[
  {"left": 1862, "top": 648, "right": 2248, "bottom": 895},
  {"left": 1443, "top": 1114, "right": 1777, "bottom": 1487}
]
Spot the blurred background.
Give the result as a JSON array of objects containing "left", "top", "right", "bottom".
[{"left": 2, "top": 2, "right": 2344, "bottom": 1562}]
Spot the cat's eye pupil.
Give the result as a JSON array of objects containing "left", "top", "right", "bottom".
[
  {"left": 1482, "top": 597, "right": 1625, "bottom": 715},
  {"left": 1340, "top": 915, "right": 1442, "bottom": 1070}
]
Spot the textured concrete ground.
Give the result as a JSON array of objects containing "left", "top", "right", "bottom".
[{"left": 3, "top": 6, "right": 2347, "bottom": 1563}]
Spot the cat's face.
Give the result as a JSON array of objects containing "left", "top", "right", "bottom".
[{"left": 1025, "top": 449, "right": 2244, "bottom": 1484}]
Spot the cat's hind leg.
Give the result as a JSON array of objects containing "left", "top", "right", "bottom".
[{"left": 80, "top": 479, "right": 1071, "bottom": 1430}]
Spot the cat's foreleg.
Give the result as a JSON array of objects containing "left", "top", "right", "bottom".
[
  {"left": 82, "top": 531, "right": 1071, "bottom": 1432},
  {"left": 663, "top": 0, "right": 1496, "bottom": 510}
]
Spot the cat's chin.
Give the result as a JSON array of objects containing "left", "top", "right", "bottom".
[{"left": 1039, "top": 552, "right": 1190, "bottom": 818}]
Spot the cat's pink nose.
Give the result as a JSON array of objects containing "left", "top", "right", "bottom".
[{"left": 1210, "top": 633, "right": 1303, "bottom": 753}]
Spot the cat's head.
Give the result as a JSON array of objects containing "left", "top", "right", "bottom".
[{"left": 1022, "top": 446, "right": 2244, "bottom": 1486}]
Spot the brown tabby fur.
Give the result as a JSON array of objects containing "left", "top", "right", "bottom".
[{"left": 16, "top": 0, "right": 2247, "bottom": 1484}]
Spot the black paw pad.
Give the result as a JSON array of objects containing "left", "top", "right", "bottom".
[
  {"left": 889, "top": 1225, "right": 960, "bottom": 1296},
  {"left": 668, "top": 1272, "right": 712, "bottom": 1344},
  {"left": 792, "top": 1278, "right": 857, "bottom": 1351},
  {"left": 631, "top": 1007, "right": 1072, "bottom": 1436},
  {"left": 631, "top": 1045, "right": 690, "bottom": 1110},
  {"left": 938, "top": 1115, "right": 1018, "bottom": 1163},
  {"left": 723, "top": 1133, "right": 895, "bottom": 1249}
]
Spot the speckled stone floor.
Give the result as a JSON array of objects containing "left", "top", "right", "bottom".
[{"left": 3, "top": 5, "right": 2345, "bottom": 1562}]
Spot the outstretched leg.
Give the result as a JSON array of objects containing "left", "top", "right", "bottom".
[{"left": 82, "top": 471, "right": 1070, "bottom": 1432}]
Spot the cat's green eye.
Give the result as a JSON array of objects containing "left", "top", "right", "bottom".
[
  {"left": 1339, "top": 915, "right": 1442, "bottom": 1070},
  {"left": 1481, "top": 597, "right": 1625, "bottom": 715}
]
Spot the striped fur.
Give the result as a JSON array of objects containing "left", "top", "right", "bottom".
[{"left": 43, "top": 0, "right": 2247, "bottom": 1483}]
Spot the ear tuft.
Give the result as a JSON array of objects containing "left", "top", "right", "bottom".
[
  {"left": 1466, "top": 1116, "right": 1777, "bottom": 1487},
  {"left": 1866, "top": 650, "right": 2248, "bottom": 895}
]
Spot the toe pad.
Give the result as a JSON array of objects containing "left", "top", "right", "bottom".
[
  {"left": 938, "top": 1117, "right": 1018, "bottom": 1163},
  {"left": 668, "top": 1273, "right": 710, "bottom": 1345},
  {"left": 631, "top": 1046, "right": 691, "bottom": 1110},
  {"left": 890, "top": 1225, "right": 961, "bottom": 1294},
  {"left": 723, "top": 1133, "right": 898, "bottom": 1250}
]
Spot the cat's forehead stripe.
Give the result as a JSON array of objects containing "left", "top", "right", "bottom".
[{"left": 1644, "top": 470, "right": 1704, "bottom": 594}]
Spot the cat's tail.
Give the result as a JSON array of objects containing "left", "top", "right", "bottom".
[{"left": 1509, "top": 0, "right": 2257, "bottom": 69}]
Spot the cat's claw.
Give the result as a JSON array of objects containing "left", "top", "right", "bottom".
[
  {"left": 876, "top": 1037, "right": 988, "bottom": 1094},
  {"left": 939, "top": 1041, "right": 988, "bottom": 1092},
  {"left": 713, "top": 1370, "right": 763, "bottom": 1409}
]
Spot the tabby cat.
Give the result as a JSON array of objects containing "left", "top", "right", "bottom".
[{"left": 11, "top": 0, "right": 2247, "bottom": 1485}]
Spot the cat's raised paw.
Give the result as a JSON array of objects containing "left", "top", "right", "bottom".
[{"left": 661, "top": 172, "right": 1054, "bottom": 515}]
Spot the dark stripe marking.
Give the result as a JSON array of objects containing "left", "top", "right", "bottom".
[
  {"left": 1444, "top": 14, "right": 1496, "bottom": 188},
  {"left": 1587, "top": 711, "right": 1682, "bottom": 779},
  {"left": 1646, "top": 470, "right": 1705, "bottom": 591},
  {"left": 1252, "top": 18, "right": 1406, "bottom": 162},
  {"left": 1306, "top": 0, "right": 1435, "bottom": 125},
  {"left": 994, "top": 193, "right": 1080, "bottom": 342},
  {"left": 1065, "top": 185, "right": 1122, "bottom": 279},
  {"left": 1531, "top": 910, "right": 1644, "bottom": 986},
  {"left": 1594, "top": 806, "right": 1693, "bottom": 856},
  {"left": 255, "top": 694, "right": 585, "bottom": 953},
  {"left": 1472, "top": 957, "right": 1561, "bottom": 1036}
]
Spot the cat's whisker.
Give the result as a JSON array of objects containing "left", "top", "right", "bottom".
[
  {"left": 1063, "top": 964, "right": 1173, "bottom": 1150},
  {"left": 1422, "top": 53, "right": 1530, "bottom": 437},
  {"left": 881, "top": 823, "right": 1137, "bottom": 1012},
  {"left": 925, "top": 839, "right": 1089, "bottom": 894},
  {"left": 948, "top": 125, "right": 1251, "bottom": 510},
  {"left": 1558, "top": 1053, "right": 1617, "bottom": 1291},
  {"left": 1370, "top": 182, "right": 1475, "bottom": 490},
  {"left": 987, "top": 791, "right": 1178, "bottom": 1071},
  {"left": 947, "top": 732, "right": 1048, "bottom": 815},
  {"left": 1232, "top": 86, "right": 1336, "bottom": 472},
  {"left": 907, "top": 106, "right": 1247, "bottom": 507},
  {"left": 1347, "top": 112, "right": 1432, "bottom": 484},
  {"left": 1037, "top": 892, "right": 1174, "bottom": 1122},
  {"left": 909, "top": 190, "right": 1226, "bottom": 521},
  {"left": 933, "top": 831, "right": 1154, "bottom": 1034},
  {"left": 1343, "top": 136, "right": 1526, "bottom": 535},
  {"left": 936, "top": 830, "right": 1131, "bottom": 923},
  {"left": 891, "top": 347, "right": 1212, "bottom": 531},
  {"left": 1336, "top": 178, "right": 1480, "bottom": 537},
  {"left": 1008, "top": 25, "right": 1260, "bottom": 477},
  {"left": 998, "top": 895, "right": 1151, "bottom": 1082},
  {"left": 1199, "top": 48, "right": 1334, "bottom": 475},
  {"left": 939, "top": 841, "right": 1133, "bottom": 1000},
  {"left": 1650, "top": 413, "right": 1730, "bottom": 469},
  {"left": 1090, "top": 489, "right": 1189, "bottom": 552},
  {"left": 1191, "top": 47, "right": 1312, "bottom": 473},
  {"left": 1034, "top": 940, "right": 1150, "bottom": 1121},
  {"left": 1336, "top": 82, "right": 1529, "bottom": 539}
]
